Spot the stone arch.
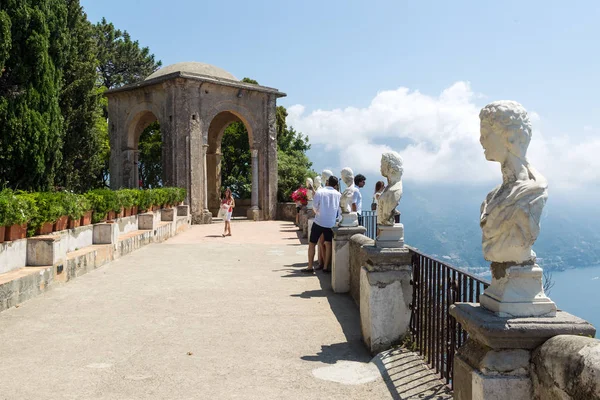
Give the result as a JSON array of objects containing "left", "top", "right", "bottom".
[
  {"left": 121, "top": 103, "right": 163, "bottom": 189},
  {"left": 205, "top": 109, "right": 255, "bottom": 215}
]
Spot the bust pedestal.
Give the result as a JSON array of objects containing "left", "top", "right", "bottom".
[
  {"left": 376, "top": 223, "right": 404, "bottom": 248},
  {"left": 306, "top": 199, "right": 313, "bottom": 210},
  {"left": 331, "top": 225, "right": 366, "bottom": 293},
  {"left": 480, "top": 262, "right": 556, "bottom": 318},
  {"left": 339, "top": 212, "right": 358, "bottom": 227},
  {"left": 450, "top": 303, "right": 596, "bottom": 400}
]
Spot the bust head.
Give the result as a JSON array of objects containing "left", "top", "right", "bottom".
[
  {"left": 314, "top": 175, "right": 322, "bottom": 189},
  {"left": 321, "top": 169, "right": 333, "bottom": 184},
  {"left": 341, "top": 167, "right": 354, "bottom": 186},
  {"left": 380, "top": 152, "right": 404, "bottom": 179},
  {"left": 305, "top": 177, "right": 313, "bottom": 189},
  {"left": 479, "top": 101, "right": 532, "bottom": 163}
]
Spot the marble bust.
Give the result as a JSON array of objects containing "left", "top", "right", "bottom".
[
  {"left": 479, "top": 101, "right": 548, "bottom": 264},
  {"left": 305, "top": 177, "right": 314, "bottom": 201},
  {"left": 314, "top": 176, "right": 322, "bottom": 191},
  {"left": 321, "top": 169, "right": 333, "bottom": 187},
  {"left": 377, "top": 152, "right": 403, "bottom": 226},
  {"left": 339, "top": 167, "right": 357, "bottom": 214}
]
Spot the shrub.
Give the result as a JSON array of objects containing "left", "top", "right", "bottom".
[
  {"left": 116, "top": 189, "right": 135, "bottom": 209},
  {"left": 0, "top": 189, "right": 36, "bottom": 226},
  {"left": 63, "top": 192, "right": 90, "bottom": 220},
  {"left": 28, "top": 192, "right": 66, "bottom": 235},
  {"left": 85, "top": 189, "right": 119, "bottom": 223}
]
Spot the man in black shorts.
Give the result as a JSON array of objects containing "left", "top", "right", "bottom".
[{"left": 303, "top": 176, "right": 341, "bottom": 273}]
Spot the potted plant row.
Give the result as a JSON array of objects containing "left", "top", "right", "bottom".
[{"left": 0, "top": 189, "right": 35, "bottom": 242}]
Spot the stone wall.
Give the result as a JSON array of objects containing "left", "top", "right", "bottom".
[
  {"left": 349, "top": 233, "right": 375, "bottom": 307},
  {"left": 532, "top": 335, "right": 600, "bottom": 399},
  {"left": 277, "top": 202, "right": 297, "bottom": 222}
]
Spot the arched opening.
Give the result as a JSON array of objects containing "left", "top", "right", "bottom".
[
  {"left": 206, "top": 110, "right": 254, "bottom": 217},
  {"left": 124, "top": 110, "right": 161, "bottom": 188}
]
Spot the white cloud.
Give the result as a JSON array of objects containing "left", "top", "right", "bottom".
[{"left": 288, "top": 82, "right": 600, "bottom": 192}]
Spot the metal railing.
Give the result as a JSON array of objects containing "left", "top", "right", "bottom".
[
  {"left": 408, "top": 248, "right": 490, "bottom": 387},
  {"left": 359, "top": 210, "right": 377, "bottom": 239}
]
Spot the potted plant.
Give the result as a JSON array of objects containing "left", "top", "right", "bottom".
[
  {"left": 85, "top": 190, "right": 111, "bottom": 224},
  {"left": 138, "top": 189, "right": 154, "bottom": 213},
  {"left": 116, "top": 189, "right": 135, "bottom": 217},
  {"left": 64, "top": 192, "right": 89, "bottom": 229},
  {"left": 175, "top": 187, "right": 187, "bottom": 205},
  {"left": 28, "top": 192, "right": 66, "bottom": 235},
  {"left": 0, "top": 190, "right": 35, "bottom": 241}
]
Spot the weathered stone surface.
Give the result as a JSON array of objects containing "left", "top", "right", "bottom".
[
  {"left": 138, "top": 213, "right": 156, "bottom": 231},
  {"left": 450, "top": 303, "right": 596, "bottom": 350},
  {"left": 377, "top": 151, "right": 403, "bottom": 226},
  {"left": 349, "top": 234, "right": 374, "bottom": 307},
  {"left": 532, "top": 335, "right": 600, "bottom": 400},
  {"left": 375, "top": 223, "right": 404, "bottom": 248},
  {"left": 105, "top": 63, "right": 285, "bottom": 223},
  {"left": 276, "top": 202, "right": 296, "bottom": 222},
  {"left": 0, "top": 238, "right": 27, "bottom": 274},
  {"left": 332, "top": 226, "right": 366, "bottom": 293},
  {"left": 93, "top": 223, "right": 119, "bottom": 245},
  {"left": 360, "top": 266, "right": 412, "bottom": 354},
  {"left": 161, "top": 207, "right": 176, "bottom": 222},
  {"left": 26, "top": 236, "right": 66, "bottom": 266},
  {"left": 177, "top": 205, "right": 190, "bottom": 217},
  {"left": 363, "top": 245, "right": 411, "bottom": 272}
]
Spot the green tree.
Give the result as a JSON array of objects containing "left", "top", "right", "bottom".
[
  {"left": 93, "top": 17, "right": 162, "bottom": 90},
  {"left": 0, "top": 0, "right": 69, "bottom": 190},
  {"left": 138, "top": 121, "right": 162, "bottom": 188},
  {"left": 220, "top": 78, "right": 313, "bottom": 202},
  {"left": 57, "top": 1, "right": 104, "bottom": 191}
]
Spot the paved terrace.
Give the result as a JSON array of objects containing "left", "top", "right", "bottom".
[{"left": 0, "top": 221, "right": 450, "bottom": 400}]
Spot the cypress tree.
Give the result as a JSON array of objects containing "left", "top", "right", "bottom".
[{"left": 0, "top": 0, "right": 68, "bottom": 191}]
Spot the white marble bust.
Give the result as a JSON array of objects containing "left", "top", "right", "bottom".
[
  {"left": 377, "top": 152, "right": 403, "bottom": 226},
  {"left": 339, "top": 167, "right": 356, "bottom": 214},
  {"left": 314, "top": 175, "right": 322, "bottom": 191},
  {"left": 321, "top": 169, "right": 333, "bottom": 186},
  {"left": 479, "top": 101, "right": 548, "bottom": 264},
  {"left": 305, "top": 177, "right": 314, "bottom": 201}
]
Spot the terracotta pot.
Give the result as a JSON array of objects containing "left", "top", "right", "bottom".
[
  {"left": 0, "top": 226, "right": 5, "bottom": 244},
  {"left": 116, "top": 207, "right": 124, "bottom": 218},
  {"left": 132, "top": 206, "right": 139, "bottom": 215},
  {"left": 53, "top": 215, "right": 68, "bottom": 232},
  {"left": 123, "top": 207, "right": 130, "bottom": 217},
  {"left": 35, "top": 221, "right": 54, "bottom": 235},
  {"left": 107, "top": 210, "right": 116, "bottom": 221},
  {"left": 68, "top": 217, "right": 80, "bottom": 229},
  {"left": 80, "top": 211, "right": 92, "bottom": 226},
  {"left": 5, "top": 223, "right": 27, "bottom": 241}
]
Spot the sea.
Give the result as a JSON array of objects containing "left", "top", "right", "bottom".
[{"left": 547, "top": 264, "right": 600, "bottom": 336}]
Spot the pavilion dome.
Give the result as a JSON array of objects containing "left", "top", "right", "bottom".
[{"left": 145, "top": 62, "right": 238, "bottom": 81}]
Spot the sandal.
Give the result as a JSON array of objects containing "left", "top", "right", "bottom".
[{"left": 301, "top": 268, "right": 314, "bottom": 274}]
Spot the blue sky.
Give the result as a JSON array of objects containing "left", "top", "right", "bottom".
[{"left": 81, "top": 0, "right": 600, "bottom": 196}]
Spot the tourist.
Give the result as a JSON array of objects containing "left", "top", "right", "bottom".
[
  {"left": 303, "top": 175, "right": 341, "bottom": 274},
  {"left": 354, "top": 173, "right": 366, "bottom": 225},
  {"left": 221, "top": 188, "right": 235, "bottom": 237},
  {"left": 371, "top": 180, "right": 385, "bottom": 210}
]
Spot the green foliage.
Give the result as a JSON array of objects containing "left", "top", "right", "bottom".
[
  {"left": 85, "top": 189, "right": 118, "bottom": 222},
  {"left": 0, "top": 189, "right": 36, "bottom": 226},
  {"left": 138, "top": 121, "right": 162, "bottom": 188},
  {"left": 93, "top": 17, "right": 161, "bottom": 90},
  {"left": 116, "top": 189, "right": 136, "bottom": 208},
  {"left": 28, "top": 192, "right": 67, "bottom": 234},
  {"left": 0, "top": 0, "right": 69, "bottom": 191},
  {"left": 57, "top": 2, "right": 104, "bottom": 191},
  {"left": 62, "top": 191, "right": 90, "bottom": 220},
  {"left": 221, "top": 121, "right": 251, "bottom": 198}
]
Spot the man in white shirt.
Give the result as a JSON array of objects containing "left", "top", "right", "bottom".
[
  {"left": 303, "top": 176, "right": 341, "bottom": 273},
  {"left": 354, "top": 173, "right": 366, "bottom": 224}
]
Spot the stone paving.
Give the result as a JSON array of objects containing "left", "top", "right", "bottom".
[{"left": 0, "top": 220, "right": 450, "bottom": 399}]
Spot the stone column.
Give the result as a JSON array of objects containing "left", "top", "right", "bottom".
[
  {"left": 198, "top": 143, "right": 212, "bottom": 224},
  {"left": 450, "top": 304, "right": 596, "bottom": 400},
  {"left": 360, "top": 246, "right": 413, "bottom": 354},
  {"left": 266, "top": 94, "right": 278, "bottom": 220},
  {"left": 331, "top": 226, "right": 366, "bottom": 293},
  {"left": 247, "top": 149, "right": 262, "bottom": 221}
]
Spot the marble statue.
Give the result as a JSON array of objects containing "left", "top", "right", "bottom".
[
  {"left": 478, "top": 100, "right": 555, "bottom": 317},
  {"left": 377, "top": 152, "right": 403, "bottom": 226},
  {"left": 479, "top": 101, "right": 548, "bottom": 264},
  {"left": 321, "top": 169, "right": 333, "bottom": 186},
  {"left": 339, "top": 167, "right": 359, "bottom": 226},
  {"left": 314, "top": 176, "right": 322, "bottom": 191},
  {"left": 305, "top": 177, "right": 314, "bottom": 201}
]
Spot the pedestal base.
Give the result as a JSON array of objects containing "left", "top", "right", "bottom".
[
  {"left": 339, "top": 212, "right": 358, "bottom": 227},
  {"left": 376, "top": 223, "right": 404, "bottom": 248},
  {"left": 481, "top": 263, "right": 557, "bottom": 317},
  {"left": 450, "top": 303, "right": 596, "bottom": 400},
  {"left": 247, "top": 207, "right": 263, "bottom": 221},
  {"left": 331, "top": 226, "right": 366, "bottom": 293},
  {"left": 360, "top": 265, "right": 412, "bottom": 354}
]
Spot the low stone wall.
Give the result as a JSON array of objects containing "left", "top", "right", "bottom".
[
  {"left": 349, "top": 233, "right": 375, "bottom": 307},
  {"left": 532, "top": 335, "right": 600, "bottom": 399},
  {"left": 0, "top": 238, "right": 27, "bottom": 274},
  {"left": 277, "top": 202, "right": 297, "bottom": 222}
]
